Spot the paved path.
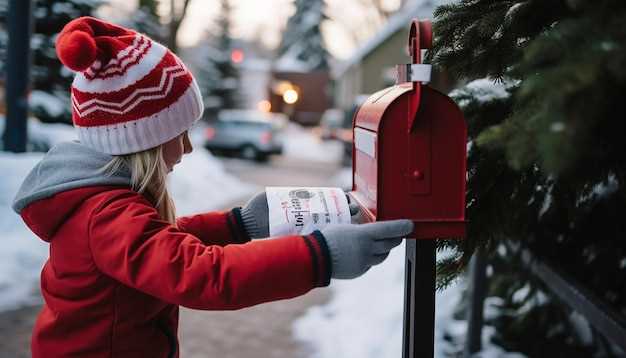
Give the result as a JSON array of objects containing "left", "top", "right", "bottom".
[
  {"left": 179, "top": 289, "right": 330, "bottom": 358},
  {"left": 0, "top": 303, "right": 40, "bottom": 358}
]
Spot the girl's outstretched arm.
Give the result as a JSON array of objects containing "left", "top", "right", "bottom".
[
  {"left": 176, "top": 208, "right": 249, "bottom": 247},
  {"left": 88, "top": 189, "right": 331, "bottom": 310}
]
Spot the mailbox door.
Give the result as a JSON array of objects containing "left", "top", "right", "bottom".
[
  {"left": 379, "top": 85, "right": 467, "bottom": 238},
  {"left": 352, "top": 127, "right": 377, "bottom": 221},
  {"left": 351, "top": 84, "right": 414, "bottom": 222}
]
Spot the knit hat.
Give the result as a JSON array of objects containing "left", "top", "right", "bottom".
[{"left": 55, "top": 16, "right": 204, "bottom": 155}]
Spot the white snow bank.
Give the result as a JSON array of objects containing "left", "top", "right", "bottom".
[
  {"left": 293, "top": 247, "right": 528, "bottom": 358},
  {"left": 0, "top": 151, "right": 48, "bottom": 312},
  {"left": 29, "top": 91, "right": 67, "bottom": 118},
  {"left": 27, "top": 120, "right": 78, "bottom": 146},
  {"left": 0, "top": 115, "right": 78, "bottom": 149},
  {"left": 169, "top": 148, "right": 256, "bottom": 215},
  {"left": 293, "top": 245, "right": 466, "bottom": 358}
]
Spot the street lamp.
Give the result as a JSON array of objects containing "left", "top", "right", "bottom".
[
  {"left": 283, "top": 89, "right": 298, "bottom": 104},
  {"left": 3, "top": 0, "right": 32, "bottom": 152}
]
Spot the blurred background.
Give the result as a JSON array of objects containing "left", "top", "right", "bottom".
[{"left": 3, "top": 0, "right": 626, "bottom": 357}]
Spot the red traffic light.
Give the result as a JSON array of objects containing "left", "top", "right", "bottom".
[{"left": 231, "top": 49, "right": 244, "bottom": 63}]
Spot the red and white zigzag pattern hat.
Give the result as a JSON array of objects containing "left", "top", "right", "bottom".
[{"left": 55, "top": 16, "right": 204, "bottom": 155}]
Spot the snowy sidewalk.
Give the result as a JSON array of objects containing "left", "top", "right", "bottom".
[
  {"left": 0, "top": 302, "right": 40, "bottom": 357},
  {"left": 179, "top": 288, "right": 331, "bottom": 358}
]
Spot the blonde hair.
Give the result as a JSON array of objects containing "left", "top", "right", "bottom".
[{"left": 101, "top": 144, "right": 176, "bottom": 224}]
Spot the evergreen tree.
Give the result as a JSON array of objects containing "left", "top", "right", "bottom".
[
  {"left": 0, "top": 0, "right": 104, "bottom": 123},
  {"left": 0, "top": 1, "right": 7, "bottom": 79},
  {"left": 119, "top": 0, "right": 166, "bottom": 45},
  {"left": 35, "top": 0, "right": 105, "bottom": 123},
  {"left": 430, "top": 0, "right": 626, "bottom": 356},
  {"left": 139, "top": 0, "right": 158, "bottom": 16},
  {"left": 195, "top": 0, "right": 240, "bottom": 119},
  {"left": 276, "top": 0, "right": 329, "bottom": 71}
]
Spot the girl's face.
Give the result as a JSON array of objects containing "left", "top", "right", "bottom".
[{"left": 162, "top": 130, "right": 193, "bottom": 172}]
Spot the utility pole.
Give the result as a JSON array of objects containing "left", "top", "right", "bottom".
[
  {"left": 3, "top": 0, "right": 32, "bottom": 152},
  {"left": 464, "top": 248, "right": 488, "bottom": 357}
]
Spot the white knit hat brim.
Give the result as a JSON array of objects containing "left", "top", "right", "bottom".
[{"left": 76, "top": 78, "right": 203, "bottom": 155}]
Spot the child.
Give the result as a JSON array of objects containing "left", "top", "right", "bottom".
[{"left": 12, "top": 17, "right": 413, "bottom": 358}]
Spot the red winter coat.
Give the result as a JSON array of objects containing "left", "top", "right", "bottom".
[{"left": 20, "top": 185, "right": 330, "bottom": 357}]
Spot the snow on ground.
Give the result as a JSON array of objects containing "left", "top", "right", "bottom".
[
  {"left": 282, "top": 123, "right": 344, "bottom": 164},
  {"left": 29, "top": 91, "right": 67, "bottom": 118},
  {"left": 169, "top": 148, "right": 256, "bottom": 215},
  {"left": 0, "top": 151, "right": 49, "bottom": 312},
  {"left": 0, "top": 117, "right": 79, "bottom": 311},
  {"left": 27, "top": 119, "right": 79, "bottom": 146},
  {"left": 0, "top": 121, "right": 254, "bottom": 312},
  {"left": 0, "top": 116, "right": 79, "bottom": 148},
  {"left": 293, "top": 245, "right": 467, "bottom": 358},
  {"left": 292, "top": 244, "right": 526, "bottom": 358}
]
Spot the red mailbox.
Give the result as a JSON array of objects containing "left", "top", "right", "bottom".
[{"left": 348, "top": 19, "right": 467, "bottom": 240}]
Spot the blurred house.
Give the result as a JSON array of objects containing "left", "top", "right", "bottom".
[
  {"left": 266, "top": 0, "right": 331, "bottom": 126},
  {"left": 333, "top": 0, "right": 455, "bottom": 112},
  {"left": 267, "top": 70, "right": 331, "bottom": 126}
]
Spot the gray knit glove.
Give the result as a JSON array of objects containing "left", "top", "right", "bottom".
[
  {"left": 320, "top": 219, "right": 414, "bottom": 279},
  {"left": 240, "top": 191, "right": 361, "bottom": 239}
]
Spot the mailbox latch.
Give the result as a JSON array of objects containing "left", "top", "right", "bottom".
[{"left": 395, "top": 64, "right": 432, "bottom": 84}]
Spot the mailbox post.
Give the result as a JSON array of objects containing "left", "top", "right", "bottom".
[{"left": 348, "top": 19, "right": 467, "bottom": 358}]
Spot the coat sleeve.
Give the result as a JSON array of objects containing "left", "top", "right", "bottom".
[
  {"left": 88, "top": 191, "right": 331, "bottom": 310},
  {"left": 175, "top": 208, "right": 250, "bottom": 246}
]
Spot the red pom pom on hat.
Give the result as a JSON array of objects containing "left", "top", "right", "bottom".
[{"left": 56, "top": 20, "right": 98, "bottom": 72}]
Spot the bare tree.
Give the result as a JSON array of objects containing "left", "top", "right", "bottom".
[
  {"left": 326, "top": 0, "right": 403, "bottom": 50},
  {"left": 168, "top": 0, "right": 192, "bottom": 53}
]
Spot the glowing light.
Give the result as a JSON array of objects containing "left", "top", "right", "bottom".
[
  {"left": 283, "top": 89, "right": 299, "bottom": 104},
  {"left": 274, "top": 81, "right": 293, "bottom": 95},
  {"left": 205, "top": 127, "right": 216, "bottom": 140},
  {"left": 231, "top": 49, "right": 244, "bottom": 63},
  {"left": 258, "top": 100, "right": 272, "bottom": 112}
]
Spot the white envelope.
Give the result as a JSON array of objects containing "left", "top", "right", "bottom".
[{"left": 266, "top": 187, "right": 351, "bottom": 236}]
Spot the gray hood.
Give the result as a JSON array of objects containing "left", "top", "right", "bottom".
[{"left": 12, "top": 141, "right": 131, "bottom": 214}]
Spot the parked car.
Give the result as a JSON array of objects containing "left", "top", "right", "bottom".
[
  {"left": 203, "top": 110, "right": 285, "bottom": 162},
  {"left": 317, "top": 108, "right": 345, "bottom": 141},
  {"left": 337, "top": 95, "right": 370, "bottom": 167}
]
